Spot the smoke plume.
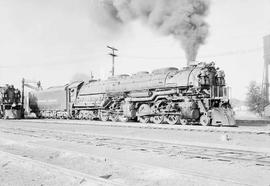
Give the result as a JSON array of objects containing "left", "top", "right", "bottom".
[
  {"left": 95, "top": 0, "right": 210, "bottom": 64},
  {"left": 70, "top": 73, "right": 91, "bottom": 83}
]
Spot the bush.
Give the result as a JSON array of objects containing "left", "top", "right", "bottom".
[{"left": 246, "top": 81, "right": 267, "bottom": 116}]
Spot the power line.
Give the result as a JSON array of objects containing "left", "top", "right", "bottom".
[
  {"left": 199, "top": 47, "right": 263, "bottom": 58},
  {"left": 0, "top": 53, "right": 105, "bottom": 69},
  {"left": 0, "top": 47, "right": 263, "bottom": 69},
  {"left": 120, "top": 47, "right": 263, "bottom": 60}
]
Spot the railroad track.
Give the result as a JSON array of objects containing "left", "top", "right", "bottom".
[
  {"left": 0, "top": 138, "right": 251, "bottom": 186},
  {"left": 0, "top": 150, "right": 122, "bottom": 186},
  {"left": 10, "top": 119, "right": 270, "bottom": 136},
  {"left": 1, "top": 126, "right": 270, "bottom": 168},
  {"left": 0, "top": 138, "right": 249, "bottom": 186}
]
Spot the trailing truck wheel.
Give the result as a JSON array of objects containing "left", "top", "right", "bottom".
[
  {"left": 200, "top": 115, "right": 210, "bottom": 126},
  {"left": 137, "top": 104, "right": 151, "bottom": 124},
  {"left": 138, "top": 116, "right": 150, "bottom": 123},
  {"left": 119, "top": 115, "right": 128, "bottom": 122},
  {"left": 100, "top": 112, "right": 109, "bottom": 122},
  {"left": 110, "top": 114, "right": 119, "bottom": 122},
  {"left": 166, "top": 115, "right": 179, "bottom": 125},
  {"left": 179, "top": 119, "right": 188, "bottom": 125},
  {"left": 152, "top": 115, "right": 164, "bottom": 124}
]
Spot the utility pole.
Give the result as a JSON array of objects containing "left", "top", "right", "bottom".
[
  {"left": 263, "top": 35, "right": 270, "bottom": 105},
  {"left": 107, "top": 46, "right": 118, "bottom": 76},
  {"left": 21, "top": 78, "right": 25, "bottom": 119}
]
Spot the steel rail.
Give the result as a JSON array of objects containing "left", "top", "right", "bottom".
[
  {"left": 7, "top": 119, "right": 270, "bottom": 136},
  {"left": 0, "top": 150, "right": 123, "bottom": 186},
  {"left": 1, "top": 126, "right": 270, "bottom": 168}
]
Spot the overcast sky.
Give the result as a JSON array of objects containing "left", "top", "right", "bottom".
[{"left": 0, "top": 0, "right": 269, "bottom": 100}]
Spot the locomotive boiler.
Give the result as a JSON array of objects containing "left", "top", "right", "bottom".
[{"left": 28, "top": 62, "right": 235, "bottom": 126}]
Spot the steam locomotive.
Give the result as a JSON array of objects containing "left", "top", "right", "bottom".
[
  {"left": 28, "top": 62, "right": 235, "bottom": 126},
  {"left": 0, "top": 85, "right": 22, "bottom": 119}
]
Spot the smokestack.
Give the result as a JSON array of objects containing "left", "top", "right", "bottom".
[{"left": 263, "top": 35, "right": 270, "bottom": 104}]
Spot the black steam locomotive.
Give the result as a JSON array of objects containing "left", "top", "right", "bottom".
[
  {"left": 28, "top": 62, "right": 235, "bottom": 126},
  {"left": 0, "top": 85, "right": 22, "bottom": 119}
]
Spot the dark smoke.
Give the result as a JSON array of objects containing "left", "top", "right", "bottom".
[{"left": 95, "top": 0, "right": 210, "bottom": 64}]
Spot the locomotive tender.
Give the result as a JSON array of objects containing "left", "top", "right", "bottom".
[{"left": 28, "top": 62, "right": 235, "bottom": 126}]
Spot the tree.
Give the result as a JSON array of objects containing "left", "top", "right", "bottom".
[{"left": 246, "top": 81, "right": 267, "bottom": 116}]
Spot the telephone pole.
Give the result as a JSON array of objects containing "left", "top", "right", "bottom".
[
  {"left": 107, "top": 46, "right": 118, "bottom": 76},
  {"left": 263, "top": 35, "right": 270, "bottom": 105}
]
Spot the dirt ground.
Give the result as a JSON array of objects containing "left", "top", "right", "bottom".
[{"left": 0, "top": 119, "right": 270, "bottom": 186}]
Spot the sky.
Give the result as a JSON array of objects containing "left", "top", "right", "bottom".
[{"left": 0, "top": 0, "right": 270, "bottom": 100}]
